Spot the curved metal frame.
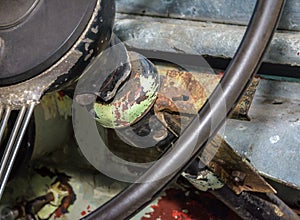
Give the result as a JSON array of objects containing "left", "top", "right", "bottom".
[{"left": 84, "top": 0, "right": 286, "bottom": 219}]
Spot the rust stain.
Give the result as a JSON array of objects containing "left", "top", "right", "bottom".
[
  {"left": 154, "top": 69, "right": 220, "bottom": 136},
  {"left": 154, "top": 70, "right": 216, "bottom": 115},
  {"left": 230, "top": 77, "right": 260, "bottom": 120},
  {"left": 154, "top": 65, "right": 259, "bottom": 136},
  {"left": 141, "top": 188, "right": 241, "bottom": 220},
  {"left": 201, "top": 135, "right": 276, "bottom": 194}
]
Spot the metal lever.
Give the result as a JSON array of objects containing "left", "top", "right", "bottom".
[
  {"left": 0, "top": 106, "right": 11, "bottom": 142},
  {"left": 0, "top": 103, "right": 36, "bottom": 200}
]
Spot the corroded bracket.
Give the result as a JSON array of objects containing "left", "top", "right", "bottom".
[
  {"left": 154, "top": 64, "right": 259, "bottom": 136},
  {"left": 200, "top": 134, "right": 276, "bottom": 194},
  {"left": 230, "top": 77, "right": 260, "bottom": 120},
  {"left": 151, "top": 64, "right": 270, "bottom": 194}
]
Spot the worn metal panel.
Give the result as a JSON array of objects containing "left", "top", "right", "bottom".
[
  {"left": 223, "top": 79, "right": 300, "bottom": 188},
  {"left": 114, "top": 15, "right": 300, "bottom": 66},
  {"left": 116, "top": 0, "right": 300, "bottom": 31}
]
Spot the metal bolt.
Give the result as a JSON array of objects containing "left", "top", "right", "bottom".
[{"left": 232, "top": 170, "right": 246, "bottom": 184}]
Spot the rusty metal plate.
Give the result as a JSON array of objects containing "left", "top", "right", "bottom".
[
  {"left": 153, "top": 63, "right": 259, "bottom": 136},
  {"left": 154, "top": 65, "right": 220, "bottom": 136},
  {"left": 200, "top": 135, "right": 276, "bottom": 194}
]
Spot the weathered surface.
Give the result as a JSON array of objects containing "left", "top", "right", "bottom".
[
  {"left": 154, "top": 63, "right": 220, "bottom": 136},
  {"left": 155, "top": 70, "right": 210, "bottom": 114},
  {"left": 224, "top": 79, "right": 300, "bottom": 189},
  {"left": 153, "top": 63, "right": 258, "bottom": 136},
  {"left": 182, "top": 169, "right": 224, "bottom": 192},
  {"left": 94, "top": 52, "right": 159, "bottom": 128},
  {"left": 116, "top": 0, "right": 300, "bottom": 31},
  {"left": 114, "top": 15, "right": 300, "bottom": 66},
  {"left": 230, "top": 77, "right": 260, "bottom": 121},
  {"left": 201, "top": 135, "right": 276, "bottom": 194}
]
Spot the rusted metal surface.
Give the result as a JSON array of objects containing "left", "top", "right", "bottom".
[
  {"left": 149, "top": 64, "right": 269, "bottom": 194},
  {"left": 87, "top": 60, "right": 272, "bottom": 196},
  {"left": 153, "top": 64, "right": 258, "bottom": 136},
  {"left": 154, "top": 68, "right": 220, "bottom": 136},
  {"left": 155, "top": 70, "right": 209, "bottom": 114},
  {"left": 154, "top": 63, "right": 217, "bottom": 136},
  {"left": 230, "top": 77, "right": 260, "bottom": 121},
  {"left": 200, "top": 135, "right": 276, "bottom": 194},
  {"left": 267, "top": 179, "right": 300, "bottom": 214},
  {"left": 211, "top": 185, "right": 300, "bottom": 220}
]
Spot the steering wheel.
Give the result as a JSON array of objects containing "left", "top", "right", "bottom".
[{"left": 83, "top": 0, "right": 286, "bottom": 219}]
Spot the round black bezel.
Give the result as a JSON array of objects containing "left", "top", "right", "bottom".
[{"left": 0, "top": 0, "right": 97, "bottom": 86}]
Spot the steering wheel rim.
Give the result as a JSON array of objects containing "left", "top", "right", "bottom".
[{"left": 83, "top": 0, "right": 286, "bottom": 219}]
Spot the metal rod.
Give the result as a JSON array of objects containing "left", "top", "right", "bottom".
[
  {"left": 0, "top": 106, "right": 26, "bottom": 172},
  {"left": 0, "top": 105, "right": 27, "bottom": 200},
  {"left": 266, "top": 192, "right": 300, "bottom": 220},
  {"left": 0, "top": 106, "right": 11, "bottom": 143},
  {"left": 0, "top": 103, "right": 35, "bottom": 200},
  {"left": 211, "top": 185, "right": 300, "bottom": 220},
  {"left": 0, "top": 106, "right": 3, "bottom": 120}
]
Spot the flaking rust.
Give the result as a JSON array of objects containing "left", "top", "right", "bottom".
[
  {"left": 155, "top": 70, "right": 208, "bottom": 115},
  {"left": 154, "top": 66, "right": 220, "bottom": 136},
  {"left": 231, "top": 77, "right": 260, "bottom": 121},
  {"left": 153, "top": 64, "right": 273, "bottom": 194},
  {"left": 154, "top": 65, "right": 259, "bottom": 136},
  {"left": 200, "top": 135, "right": 276, "bottom": 194}
]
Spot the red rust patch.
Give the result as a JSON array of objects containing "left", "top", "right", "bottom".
[{"left": 141, "top": 188, "right": 241, "bottom": 220}]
